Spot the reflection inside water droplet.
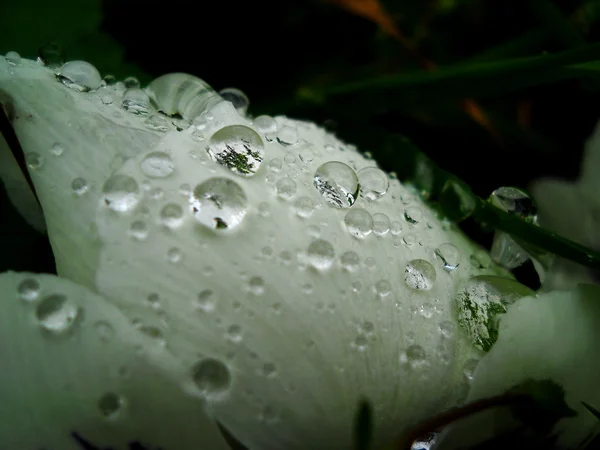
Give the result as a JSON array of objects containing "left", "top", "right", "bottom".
[{"left": 190, "top": 177, "right": 248, "bottom": 230}]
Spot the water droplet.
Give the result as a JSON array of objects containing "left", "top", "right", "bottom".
[
  {"left": 35, "top": 294, "right": 79, "bottom": 333},
  {"left": 488, "top": 186, "right": 536, "bottom": 218},
  {"left": 102, "top": 175, "right": 140, "bottom": 212},
  {"left": 191, "top": 358, "right": 231, "bottom": 398},
  {"left": 192, "top": 130, "right": 205, "bottom": 142},
  {"left": 69, "top": 177, "right": 89, "bottom": 196},
  {"left": 57, "top": 60, "right": 102, "bottom": 91},
  {"left": 50, "top": 143, "right": 64, "bottom": 156},
  {"left": 262, "top": 363, "right": 277, "bottom": 378},
  {"left": 294, "top": 196, "right": 314, "bottom": 218},
  {"left": 5, "top": 51, "right": 21, "bottom": 65},
  {"left": 463, "top": 358, "right": 479, "bottom": 383},
  {"left": 219, "top": 87, "right": 249, "bottom": 115},
  {"left": 103, "top": 74, "right": 117, "bottom": 85},
  {"left": 140, "top": 151, "right": 175, "bottom": 178},
  {"left": 226, "top": 324, "right": 243, "bottom": 343},
  {"left": 207, "top": 125, "right": 265, "bottom": 177},
  {"left": 98, "top": 392, "right": 125, "bottom": 419},
  {"left": 126, "top": 221, "right": 148, "bottom": 243},
  {"left": 160, "top": 203, "right": 184, "bottom": 228},
  {"left": 121, "top": 88, "right": 150, "bottom": 115},
  {"left": 276, "top": 126, "right": 298, "bottom": 146},
  {"left": 400, "top": 344, "right": 426, "bottom": 368},
  {"left": 375, "top": 279, "right": 392, "bottom": 296},
  {"left": 268, "top": 158, "right": 282, "bottom": 172},
  {"left": 434, "top": 243, "right": 461, "bottom": 271},
  {"left": 404, "top": 206, "right": 422, "bottom": 224},
  {"left": 138, "top": 325, "right": 165, "bottom": 345},
  {"left": 455, "top": 275, "right": 534, "bottom": 351},
  {"left": 372, "top": 213, "right": 390, "bottom": 236},
  {"left": 123, "top": 76, "right": 140, "bottom": 89},
  {"left": 144, "top": 115, "right": 170, "bottom": 132},
  {"left": 94, "top": 320, "right": 115, "bottom": 342},
  {"left": 340, "top": 250, "right": 360, "bottom": 271},
  {"left": 344, "top": 208, "right": 373, "bottom": 238},
  {"left": 17, "top": 278, "right": 40, "bottom": 302},
  {"left": 254, "top": 115, "right": 277, "bottom": 134},
  {"left": 358, "top": 167, "right": 388, "bottom": 200},
  {"left": 313, "top": 161, "right": 359, "bottom": 208},
  {"left": 307, "top": 239, "right": 335, "bottom": 270},
  {"left": 248, "top": 276, "right": 265, "bottom": 295},
  {"left": 166, "top": 246, "right": 183, "bottom": 263},
  {"left": 190, "top": 177, "right": 248, "bottom": 230},
  {"left": 25, "top": 152, "right": 43, "bottom": 170},
  {"left": 352, "top": 334, "right": 368, "bottom": 351},
  {"left": 391, "top": 221, "right": 402, "bottom": 236},
  {"left": 419, "top": 303, "right": 434, "bottom": 318},
  {"left": 439, "top": 321, "right": 456, "bottom": 339},
  {"left": 404, "top": 259, "right": 436, "bottom": 290},
  {"left": 299, "top": 147, "right": 315, "bottom": 163},
  {"left": 284, "top": 153, "right": 296, "bottom": 164},
  {"left": 194, "top": 289, "right": 216, "bottom": 312},
  {"left": 101, "top": 95, "right": 114, "bottom": 105},
  {"left": 276, "top": 177, "right": 297, "bottom": 200}
]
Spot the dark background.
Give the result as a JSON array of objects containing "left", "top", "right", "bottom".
[{"left": 2, "top": 0, "right": 599, "bottom": 287}]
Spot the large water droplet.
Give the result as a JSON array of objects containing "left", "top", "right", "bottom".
[
  {"left": 122, "top": 88, "right": 150, "bottom": 115},
  {"left": 17, "top": 278, "right": 40, "bottom": 302},
  {"left": 190, "top": 177, "right": 248, "bottom": 230},
  {"left": 344, "top": 208, "right": 373, "bottom": 238},
  {"left": 102, "top": 175, "right": 140, "bottom": 212},
  {"left": 35, "top": 294, "right": 79, "bottom": 333},
  {"left": 57, "top": 61, "right": 102, "bottom": 92},
  {"left": 26, "top": 153, "right": 43, "bottom": 170},
  {"left": 276, "top": 126, "right": 298, "bottom": 146},
  {"left": 313, "top": 161, "right": 359, "bottom": 208},
  {"left": 404, "top": 259, "right": 436, "bottom": 290},
  {"left": 71, "top": 177, "right": 89, "bottom": 196},
  {"left": 358, "top": 167, "right": 389, "bottom": 200},
  {"left": 455, "top": 275, "right": 535, "bottom": 351},
  {"left": 219, "top": 87, "right": 249, "bottom": 115},
  {"left": 400, "top": 344, "right": 427, "bottom": 369},
  {"left": 140, "top": 152, "right": 175, "bottom": 178},
  {"left": 207, "top": 125, "right": 265, "bottom": 177},
  {"left": 307, "top": 239, "right": 335, "bottom": 270},
  {"left": 5, "top": 51, "right": 21, "bottom": 65},
  {"left": 434, "top": 243, "right": 461, "bottom": 271},
  {"left": 191, "top": 358, "right": 232, "bottom": 399},
  {"left": 98, "top": 392, "right": 125, "bottom": 419}
]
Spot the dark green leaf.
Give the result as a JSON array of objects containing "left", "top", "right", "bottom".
[{"left": 582, "top": 401, "right": 600, "bottom": 420}]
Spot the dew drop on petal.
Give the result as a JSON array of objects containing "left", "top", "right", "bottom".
[
  {"left": 294, "top": 196, "right": 314, "bottom": 218},
  {"left": 404, "top": 259, "right": 436, "bottom": 291},
  {"left": 144, "top": 114, "right": 170, "bottom": 132},
  {"left": 129, "top": 220, "right": 148, "bottom": 240},
  {"left": 194, "top": 289, "right": 216, "bottom": 312},
  {"left": 160, "top": 203, "right": 185, "bottom": 228},
  {"left": 400, "top": 344, "right": 427, "bottom": 368},
  {"left": 463, "top": 358, "right": 479, "bottom": 383},
  {"left": 276, "top": 126, "right": 298, "bottom": 146},
  {"left": 191, "top": 358, "right": 232, "bottom": 399},
  {"left": 372, "top": 213, "right": 390, "bottom": 236},
  {"left": 219, "top": 87, "right": 249, "bottom": 115},
  {"left": 226, "top": 324, "right": 243, "bottom": 343},
  {"left": 102, "top": 175, "right": 140, "bottom": 212},
  {"left": 276, "top": 177, "right": 297, "bottom": 200},
  {"left": 50, "top": 143, "right": 64, "bottom": 156},
  {"left": 207, "top": 125, "right": 264, "bottom": 177},
  {"left": 190, "top": 177, "right": 248, "bottom": 230},
  {"left": 35, "top": 294, "right": 79, "bottom": 333},
  {"left": 98, "top": 392, "right": 125, "bottom": 419},
  {"left": 94, "top": 320, "right": 115, "bottom": 343},
  {"left": 340, "top": 250, "right": 360, "bottom": 272},
  {"left": 25, "top": 153, "right": 43, "bottom": 170},
  {"left": 71, "top": 177, "right": 89, "bottom": 196},
  {"left": 434, "top": 243, "right": 461, "bottom": 271},
  {"left": 57, "top": 60, "right": 102, "bottom": 91},
  {"left": 313, "top": 161, "right": 359, "bottom": 208},
  {"left": 488, "top": 186, "right": 537, "bottom": 218},
  {"left": 404, "top": 206, "right": 423, "bottom": 224},
  {"left": 5, "top": 51, "right": 21, "bottom": 65},
  {"left": 248, "top": 276, "right": 266, "bottom": 295},
  {"left": 358, "top": 167, "right": 389, "bottom": 200},
  {"left": 17, "top": 278, "right": 40, "bottom": 302},
  {"left": 344, "top": 208, "right": 373, "bottom": 238},
  {"left": 140, "top": 151, "right": 175, "bottom": 178},
  {"left": 166, "top": 246, "right": 183, "bottom": 263},
  {"left": 122, "top": 88, "right": 150, "bottom": 116},
  {"left": 307, "top": 239, "right": 335, "bottom": 270},
  {"left": 254, "top": 115, "right": 278, "bottom": 134},
  {"left": 268, "top": 158, "right": 282, "bottom": 172}
]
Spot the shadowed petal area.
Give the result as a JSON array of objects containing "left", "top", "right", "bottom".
[{"left": 0, "top": 271, "right": 230, "bottom": 450}]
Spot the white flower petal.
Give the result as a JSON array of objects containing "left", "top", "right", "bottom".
[
  {"left": 0, "top": 56, "right": 163, "bottom": 287},
  {"left": 434, "top": 285, "right": 600, "bottom": 449},
  {"left": 0, "top": 270, "right": 230, "bottom": 450}
]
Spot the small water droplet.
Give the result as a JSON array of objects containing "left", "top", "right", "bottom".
[
  {"left": 400, "top": 344, "right": 427, "bottom": 368},
  {"left": 226, "top": 324, "right": 243, "bottom": 343},
  {"left": 140, "top": 151, "right": 175, "bottom": 178},
  {"left": 5, "top": 51, "right": 21, "bottom": 65},
  {"left": 276, "top": 177, "right": 297, "bottom": 200},
  {"left": 17, "top": 278, "right": 40, "bottom": 302},
  {"left": 122, "top": 88, "right": 150, "bottom": 115},
  {"left": 372, "top": 213, "right": 390, "bottom": 236},
  {"left": 299, "top": 147, "right": 315, "bottom": 163},
  {"left": 35, "top": 294, "right": 79, "bottom": 333},
  {"left": 207, "top": 125, "right": 264, "bottom": 177},
  {"left": 144, "top": 114, "right": 170, "bottom": 132},
  {"left": 191, "top": 358, "right": 232, "bottom": 398},
  {"left": 352, "top": 334, "right": 368, "bottom": 351},
  {"left": 405, "top": 259, "right": 436, "bottom": 290},
  {"left": 439, "top": 321, "right": 456, "bottom": 339},
  {"left": 262, "top": 363, "right": 277, "bottom": 378},
  {"left": 160, "top": 203, "right": 184, "bottom": 228},
  {"left": 268, "top": 158, "right": 282, "bottom": 172},
  {"left": 138, "top": 324, "right": 166, "bottom": 346},
  {"left": 98, "top": 392, "right": 125, "bottom": 419},
  {"left": 314, "top": 161, "right": 359, "bottom": 208},
  {"left": 103, "top": 74, "right": 117, "bottom": 85},
  {"left": 94, "top": 320, "right": 115, "bottom": 342},
  {"left": 307, "top": 239, "right": 335, "bottom": 270},
  {"left": 276, "top": 126, "right": 298, "bottom": 146},
  {"left": 254, "top": 115, "right": 277, "bottom": 133},
  {"left": 123, "top": 76, "right": 140, "bottom": 89},
  {"left": 50, "top": 143, "right": 64, "bottom": 156},
  {"left": 294, "top": 196, "right": 314, "bottom": 218},
  {"left": 101, "top": 95, "right": 114, "bottom": 105},
  {"left": 358, "top": 167, "right": 389, "bottom": 200},
  {"left": 102, "top": 175, "right": 140, "bottom": 212},
  {"left": 194, "top": 289, "right": 216, "bottom": 312},
  {"left": 128, "top": 220, "right": 148, "bottom": 240},
  {"left": 219, "top": 87, "right": 249, "bottom": 115},
  {"left": 463, "top": 358, "right": 479, "bottom": 383},
  {"left": 57, "top": 60, "right": 102, "bottom": 91},
  {"left": 340, "top": 250, "right": 360, "bottom": 271},
  {"left": 248, "top": 276, "right": 265, "bottom": 295},
  {"left": 434, "top": 243, "right": 461, "bottom": 271},
  {"left": 190, "top": 177, "right": 248, "bottom": 230},
  {"left": 344, "top": 208, "right": 373, "bottom": 238},
  {"left": 26, "top": 152, "right": 43, "bottom": 170},
  {"left": 284, "top": 153, "right": 296, "bottom": 164},
  {"left": 404, "top": 206, "right": 423, "bottom": 224},
  {"left": 488, "top": 186, "right": 536, "bottom": 218},
  {"left": 71, "top": 177, "right": 89, "bottom": 196},
  {"left": 166, "top": 247, "right": 183, "bottom": 263}
]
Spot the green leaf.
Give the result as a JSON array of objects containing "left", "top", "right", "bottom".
[
  {"left": 439, "top": 178, "right": 477, "bottom": 222},
  {"left": 508, "top": 379, "right": 577, "bottom": 433},
  {"left": 354, "top": 399, "right": 373, "bottom": 450},
  {"left": 527, "top": 0, "right": 586, "bottom": 48}
]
